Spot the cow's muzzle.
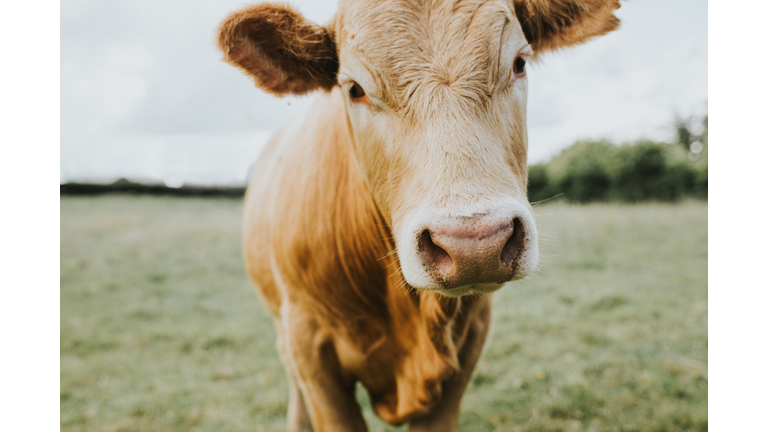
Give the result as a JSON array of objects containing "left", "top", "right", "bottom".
[{"left": 417, "top": 214, "right": 528, "bottom": 289}]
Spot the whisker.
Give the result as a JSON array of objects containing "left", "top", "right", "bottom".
[{"left": 530, "top": 193, "right": 563, "bottom": 206}]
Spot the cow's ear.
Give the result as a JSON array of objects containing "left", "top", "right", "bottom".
[
  {"left": 217, "top": 3, "right": 339, "bottom": 96},
  {"left": 513, "top": 0, "right": 621, "bottom": 53}
]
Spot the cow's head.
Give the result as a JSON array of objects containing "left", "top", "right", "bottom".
[{"left": 219, "top": 0, "right": 620, "bottom": 297}]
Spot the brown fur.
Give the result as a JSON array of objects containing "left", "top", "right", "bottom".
[
  {"left": 218, "top": 3, "right": 339, "bottom": 95},
  {"left": 220, "top": 1, "right": 620, "bottom": 430},
  {"left": 513, "top": 0, "right": 621, "bottom": 54}
]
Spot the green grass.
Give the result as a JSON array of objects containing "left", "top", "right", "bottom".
[{"left": 61, "top": 196, "right": 707, "bottom": 432}]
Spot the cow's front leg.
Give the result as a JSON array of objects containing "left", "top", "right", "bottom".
[
  {"left": 408, "top": 299, "right": 492, "bottom": 432},
  {"left": 281, "top": 305, "right": 368, "bottom": 432},
  {"left": 276, "top": 323, "right": 313, "bottom": 432}
]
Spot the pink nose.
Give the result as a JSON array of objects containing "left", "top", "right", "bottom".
[{"left": 417, "top": 216, "right": 525, "bottom": 289}]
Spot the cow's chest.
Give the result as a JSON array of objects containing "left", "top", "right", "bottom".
[{"left": 331, "top": 294, "right": 482, "bottom": 425}]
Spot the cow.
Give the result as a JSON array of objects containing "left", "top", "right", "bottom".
[{"left": 217, "top": 1, "right": 619, "bottom": 430}]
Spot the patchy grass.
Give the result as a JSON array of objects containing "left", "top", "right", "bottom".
[{"left": 61, "top": 197, "right": 707, "bottom": 431}]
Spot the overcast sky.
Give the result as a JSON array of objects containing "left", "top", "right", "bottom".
[{"left": 60, "top": 0, "right": 707, "bottom": 186}]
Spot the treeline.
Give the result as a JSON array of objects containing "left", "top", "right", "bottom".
[
  {"left": 528, "top": 116, "right": 708, "bottom": 203},
  {"left": 60, "top": 178, "right": 246, "bottom": 197}
]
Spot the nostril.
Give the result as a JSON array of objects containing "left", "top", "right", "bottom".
[
  {"left": 501, "top": 218, "right": 525, "bottom": 267},
  {"left": 418, "top": 230, "right": 453, "bottom": 275}
]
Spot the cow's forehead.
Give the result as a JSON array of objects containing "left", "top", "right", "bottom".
[{"left": 337, "top": 0, "right": 521, "bottom": 114}]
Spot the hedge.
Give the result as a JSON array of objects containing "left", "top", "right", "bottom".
[{"left": 528, "top": 118, "right": 708, "bottom": 203}]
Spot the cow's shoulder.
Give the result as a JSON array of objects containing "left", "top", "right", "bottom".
[{"left": 245, "top": 89, "right": 392, "bottom": 324}]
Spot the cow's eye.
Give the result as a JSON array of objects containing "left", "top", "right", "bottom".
[
  {"left": 513, "top": 57, "right": 526, "bottom": 75},
  {"left": 349, "top": 82, "right": 366, "bottom": 99}
]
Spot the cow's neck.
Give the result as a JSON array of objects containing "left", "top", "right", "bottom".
[{"left": 294, "top": 89, "right": 464, "bottom": 424}]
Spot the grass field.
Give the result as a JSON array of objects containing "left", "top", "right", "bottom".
[{"left": 61, "top": 196, "right": 707, "bottom": 432}]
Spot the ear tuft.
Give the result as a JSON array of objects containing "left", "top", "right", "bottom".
[
  {"left": 514, "top": 0, "right": 621, "bottom": 54},
  {"left": 218, "top": 3, "right": 339, "bottom": 95}
]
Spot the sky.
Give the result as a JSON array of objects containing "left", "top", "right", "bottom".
[{"left": 60, "top": 0, "right": 707, "bottom": 186}]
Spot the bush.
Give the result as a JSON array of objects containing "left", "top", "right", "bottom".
[
  {"left": 527, "top": 164, "right": 554, "bottom": 203},
  {"left": 608, "top": 141, "right": 701, "bottom": 202},
  {"left": 608, "top": 141, "right": 667, "bottom": 201},
  {"left": 527, "top": 132, "right": 707, "bottom": 203},
  {"left": 693, "top": 166, "right": 707, "bottom": 199},
  {"left": 544, "top": 140, "right": 616, "bottom": 203}
]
